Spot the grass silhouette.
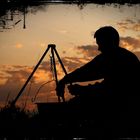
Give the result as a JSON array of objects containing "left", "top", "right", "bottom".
[{"left": 0, "top": 101, "right": 140, "bottom": 139}]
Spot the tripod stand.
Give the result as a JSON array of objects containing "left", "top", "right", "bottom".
[{"left": 12, "top": 44, "right": 68, "bottom": 106}]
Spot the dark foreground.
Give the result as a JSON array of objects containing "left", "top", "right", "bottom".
[{"left": 0, "top": 97, "right": 140, "bottom": 140}]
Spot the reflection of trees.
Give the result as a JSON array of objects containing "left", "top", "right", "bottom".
[
  {"left": 0, "top": 0, "right": 139, "bottom": 17},
  {"left": 0, "top": 0, "right": 139, "bottom": 31},
  {"left": 0, "top": 1, "right": 48, "bottom": 31}
]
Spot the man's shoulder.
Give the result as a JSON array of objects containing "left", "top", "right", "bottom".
[
  {"left": 90, "top": 53, "right": 105, "bottom": 64},
  {"left": 119, "top": 47, "right": 139, "bottom": 61},
  {"left": 93, "top": 53, "right": 104, "bottom": 59}
]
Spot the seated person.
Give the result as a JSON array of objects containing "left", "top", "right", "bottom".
[{"left": 57, "top": 26, "right": 140, "bottom": 117}]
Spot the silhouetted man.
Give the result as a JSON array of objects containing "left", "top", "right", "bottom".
[{"left": 57, "top": 26, "right": 140, "bottom": 115}]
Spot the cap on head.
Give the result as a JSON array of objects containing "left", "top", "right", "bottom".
[{"left": 94, "top": 26, "right": 120, "bottom": 48}]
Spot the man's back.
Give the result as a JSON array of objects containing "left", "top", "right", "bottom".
[{"left": 100, "top": 47, "right": 140, "bottom": 95}]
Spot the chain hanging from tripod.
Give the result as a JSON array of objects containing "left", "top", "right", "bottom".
[{"left": 50, "top": 55, "right": 55, "bottom": 80}]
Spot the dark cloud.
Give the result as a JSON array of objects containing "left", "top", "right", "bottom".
[
  {"left": 38, "top": 61, "right": 51, "bottom": 71},
  {"left": 120, "top": 36, "right": 140, "bottom": 50},
  {"left": 120, "top": 36, "right": 140, "bottom": 60},
  {"left": 61, "top": 57, "right": 87, "bottom": 72},
  {"left": 117, "top": 19, "right": 140, "bottom": 32},
  {"left": 125, "top": 19, "right": 136, "bottom": 24},
  {"left": 76, "top": 44, "right": 99, "bottom": 58},
  {"left": 134, "top": 51, "right": 140, "bottom": 60},
  {"left": 5, "top": 69, "right": 30, "bottom": 82},
  {"left": 133, "top": 24, "right": 140, "bottom": 32}
]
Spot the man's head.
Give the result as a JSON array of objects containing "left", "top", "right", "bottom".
[{"left": 94, "top": 26, "right": 120, "bottom": 53}]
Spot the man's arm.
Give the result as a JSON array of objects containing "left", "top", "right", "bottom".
[
  {"left": 56, "top": 54, "right": 104, "bottom": 97},
  {"left": 62, "top": 54, "right": 104, "bottom": 84}
]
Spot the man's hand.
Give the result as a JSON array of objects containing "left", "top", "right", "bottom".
[{"left": 68, "top": 84, "right": 85, "bottom": 96}]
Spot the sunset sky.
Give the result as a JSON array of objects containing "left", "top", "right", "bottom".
[{"left": 0, "top": 4, "right": 140, "bottom": 111}]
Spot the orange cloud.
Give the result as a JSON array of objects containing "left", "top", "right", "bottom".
[
  {"left": 0, "top": 56, "right": 87, "bottom": 111},
  {"left": 33, "top": 69, "right": 52, "bottom": 83}
]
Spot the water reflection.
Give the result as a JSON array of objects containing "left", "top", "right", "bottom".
[
  {"left": 0, "top": 2, "right": 48, "bottom": 31},
  {"left": 0, "top": 0, "right": 139, "bottom": 31},
  {"left": 0, "top": 8, "right": 24, "bottom": 31}
]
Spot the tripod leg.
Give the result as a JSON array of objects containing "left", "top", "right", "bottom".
[
  {"left": 12, "top": 45, "right": 51, "bottom": 106},
  {"left": 53, "top": 47, "right": 68, "bottom": 75}
]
